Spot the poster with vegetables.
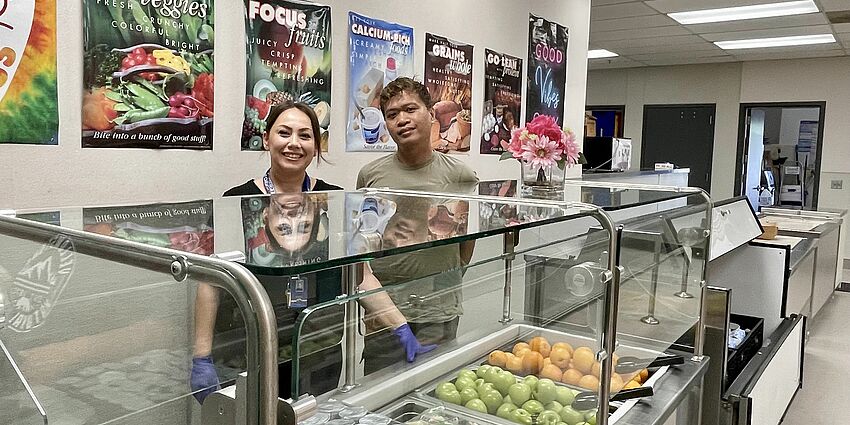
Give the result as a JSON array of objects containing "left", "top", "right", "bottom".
[
  {"left": 82, "top": 0, "right": 215, "bottom": 149},
  {"left": 525, "top": 14, "right": 567, "bottom": 126},
  {"left": 242, "top": 0, "right": 331, "bottom": 152},
  {"left": 0, "top": 0, "right": 59, "bottom": 145},
  {"left": 480, "top": 49, "right": 522, "bottom": 155},
  {"left": 83, "top": 200, "right": 214, "bottom": 255},
  {"left": 346, "top": 12, "right": 413, "bottom": 152},
  {"left": 424, "top": 33, "right": 473, "bottom": 154}
]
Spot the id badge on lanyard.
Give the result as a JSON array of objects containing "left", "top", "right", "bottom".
[{"left": 288, "top": 275, "right": 308, "bottom": 308}]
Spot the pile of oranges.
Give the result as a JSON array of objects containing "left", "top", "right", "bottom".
[{"left": 487, "top": 336, "right": 649, "bottom": 392}]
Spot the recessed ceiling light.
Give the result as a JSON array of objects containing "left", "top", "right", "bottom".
[
  {"left": 588, "top": 49, "right": 619, "bottom": 59},
  {"left": 715, "top": 34, "right": 836, "bottom": 49},
  {"left": 669, "top": 0, "right": 819, "bottom": 25}
]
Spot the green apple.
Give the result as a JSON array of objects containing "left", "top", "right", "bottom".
[
  {"left": 557, "top": 422, "right": 569, "bottom": 425},
  {"left": 496, "top": 403, "right": 518, "bottom": 419},
  {"left": 439, "top": 390, "right": 462, "bottom": 405},
  {"left": 537, "top": 410, "right": 561, "bottom": 425},
  {"left": 485, "top": 366, "right": 503, "bottom": 383},
  {"left": 458, "top": 369, "right": 478, "bottom": 382},
  {"left": 477, "top": 365, "right": 492, "bottom": 379},
  {"left": 545, "top": 401, "right": 564, "bottom": 413},
  {"left": 585, "top": 412, "right": 596, "bottom": 425},
  {"left": 481, "top": 390, "right": 504, "bottom": 414},
  {"left": 474, "top": 378, "right": 485, "bottom": 388},
  {"left": 508, "top": 383, "right": 532, "bottom": 405},
  {"left": 521, "top": 400, "right": 544, "bottom": 415},
  {"left": 455, "top": 377, "right": 476, "bottom": 392},
  {"left": 504, "top": 395, "right": 514, "bottom": 404},
  {"left": 465, "top": 398, "right": 488, "bottom": 414},
  {"left": 559, "top": 406, "right": 585, "bottom": 425},
  {"left": 478, "top": 382, "right": 497, "bottom": 394},
  {"left": 575, "top": 423, "right": 589, "bottom": 425},
  {"left": 460, "top": 387, "right": 479, "bottom": 404},
  {"left": 494, "top": 371, "right": 517, "bottom": 395},
  {"left": 511, "top": 408, "right": 533, "bottom": 425},
  {"left": 435, "top": 382, "right": 457, "bottom": 398},
  {"left": 523, "top": 375, "right": 539, "bottom": 391},
  {"left": 555, "top": 387, "right": 576, "bottom": 406},
  {"left": 534, "top": 379, "right": 558, "bottom": 404}
]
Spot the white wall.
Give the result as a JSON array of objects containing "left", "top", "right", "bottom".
[
  {"left": 1, "top": 0, "right": 591, "bottom": 210},
  {"left": 779, "top": 108, "right": 820, "bottom": 147},
  {"left": 586, "top": 63, "right": 743, "bottom": 199}
]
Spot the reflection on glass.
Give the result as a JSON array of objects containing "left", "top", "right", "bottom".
[{"left": 241, "top": 194, "right": 329, "bottom": 267}]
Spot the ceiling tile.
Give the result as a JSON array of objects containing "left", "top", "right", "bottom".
[
  {"left": 591, "top": 25, "right": 693, "bottom": 42},
  {"left": 627, "top": 51, "right": 734, "bottom": 62},
  {"left": 819, "top": 0, "right": 850, "bottom": 12},
  {"left": 832, "top": 23, "right": 850, "bottom": 33},
  {"left": 591, "top": 3, "right": 659, "bottom": 20},
  {"left": 728, "top": 49, "right": 845, "bottom": 61},
  {"left": 591, "top": 14, "right": 679, "bottom": 32},
  {"left": 591, "top": 0, "right": 646, "bottom": 5},
  {"left": 598, "top": 42, "right": 723, "bottom": 55},
  {"left": 837, "top": 32, "right": 850, "bottom": 43},
  {"left": 588, "top": 57, "right": 647, "bottom": 70},
  {"left": 599, "top": 34, "right": 708, "bottom": 49},
  {"left": 686, "top": 13, "right": 828, "bottom": 34},
  {"left": 701, "top": 25, "right": 835, "bottom": 41},
  {"left": 641, "top": 56, "right": 739, "bottom": 67},
  {"left": 645, "top": 0, "right": 782, "bottom": 14}
]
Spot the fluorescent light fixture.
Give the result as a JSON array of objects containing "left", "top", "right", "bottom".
[
  {"left": 669, "top": 0, "right": 819, "bottom": 25},
  {"left": 588, "top": 49, "right": 619, "bottom": 59},
  {"left": 715, "top": 34, "right": 835, "bottom": 49}
]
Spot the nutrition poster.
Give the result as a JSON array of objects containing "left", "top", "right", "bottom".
[
  {"left": 0, "top": 0, "right": 58, "bottom": 145},
  {"left": 346, "top": 12, "right": 414, "bottom": 152},
  {"left": 480, "top": 49, "right": 522, "bottom": 155},
  {"left": 424, "top": 33, "right": 474, "bottom": 154},
  {"left": 82, "top": 0, "right": 215, "bottom": 149},
  {"left": 82, "top": 200, "right": 215, "bottom": 255},
  {"left": 525, "top": 14, "right": 568, "bottom": 126},
  {"left": 242, "top": 0, "right": 331, "bottom": 152}
]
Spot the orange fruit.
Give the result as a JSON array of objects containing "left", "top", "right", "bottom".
[
  {"left": 572, "top": 347, "right": 595, "bottom": 375},
  {"left": 522, "top": 351, "right": 544, "bottom": 375},
  {"left": 489, "top": 350, "right": 508, "bottom": 368},
  {"left": 543, "top": 358, "right": 552, "bottom": 368},
  {"left": 610, "top": 374, "right": 625, "bottom": 391},
  {"left": 549, "top": 347, "right": 572, "bottom": 369},
  {"left": 530, "top": 336, "right": 551, "bottom": 357},
  {"left": 639, "top": 368, "right": 649, "bottom": 382},
  {"left": 506, "top": 354, "right": 524, "bottom": 374},
  {"left": 561, "top": 369, "right": 583, "bottom": 386},
  {"left": 540, "top": 364, "right": 563, "bottom": 381},
  {"left": 578, "top": 375, "right": 600, "bottom": 391},
  {"left": 515, "top": 348, "right": 531, "bottom": 358},
  {"left": 623, "top": 380, "right": 640, "bottom": 390},
  {"left": 513, "top": 342, "right": 530, "bottom": 355},
  {"left": 591, "top": 361, "right": 602, "bottom": 378},
  {"left": 552, "top": 342, "right": 574, "bottom": 355}
]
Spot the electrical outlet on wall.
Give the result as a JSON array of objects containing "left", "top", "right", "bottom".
[{"left": 831, "top": 180, "right": 844, "bottom": 190}]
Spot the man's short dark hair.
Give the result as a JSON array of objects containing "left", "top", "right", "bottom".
[{"left": 380, "top": 77, "right": 432, "bottom": 112}]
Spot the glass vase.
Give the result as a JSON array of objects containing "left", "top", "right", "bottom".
[{"left": 520, "top": 161, "right": 566, "bottom": 199}]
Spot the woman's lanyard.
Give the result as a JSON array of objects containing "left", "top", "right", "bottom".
[{"left": 263, "top": 169, "right": 311, "bottom": 194}]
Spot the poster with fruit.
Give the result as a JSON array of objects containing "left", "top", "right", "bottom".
[
  {"left": 242, "top": 0, "right": 331, "bottom": 152},
  {"left": 82, "top": 0, "right": 215, "bottom": 149},
  {"left": 346, "top": 12, "right": 414, "bottom": 152},
  {"left": 424, "top": 33, "right": 473, "bottom": 154},
  {"left": 481, "top": 49, "right": 522, "bottom": 155},
  {"left": 525, "top": 14, "right": 568, "bottom": 126},
  {"left": 82, "top": 200, "right": 215, "bottom": 255},
  {"left": 0, "top": 0, "right": 58, "bottom": 145}
]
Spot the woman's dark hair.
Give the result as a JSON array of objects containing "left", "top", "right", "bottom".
[{"left": 265, "top": 101, "right": 326, "bottom": 164}]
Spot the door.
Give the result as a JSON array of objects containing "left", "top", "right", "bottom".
[
  {"left": 641, "top": 105, "right": 716, "bottom": 192},
  {"left": 744, "top": 109, "right": 766, "bottom": 208}
]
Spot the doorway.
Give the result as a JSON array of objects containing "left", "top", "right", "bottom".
[
  {"left": 586, "top": 105, "right": 625, "bottom": 138},
  {"left": 735, "top": 102, "right": 826, "bottom": 210},
  {"left": 641, "top": 104, "right": 716, "bottom": 192}
]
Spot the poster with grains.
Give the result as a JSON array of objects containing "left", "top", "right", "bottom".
[{"left": 424, "top": 33, "right": 473, "bottom": 154}]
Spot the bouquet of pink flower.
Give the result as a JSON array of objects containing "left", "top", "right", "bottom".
[{"left": 499, "top": 114, "right": 581, "bottom": 171}]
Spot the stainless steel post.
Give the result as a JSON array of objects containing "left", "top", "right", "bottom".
[
  {"left": 675, "top": 257, "right": 694, "bottom": 298},
  {"left": 641, "top": 237, "right": 662, "bottom": 325},
  {"left": 500, "top": 231, "right": 517, "bottom": 323},
  {"left": 593, "top": 209, "right": 622, "bottom": 425},
  {"left": 340, "top": 264, "right": 359, "bottom": 392},
  {"left": 694, "top": 190, "right": 713, "bottom": 359}
]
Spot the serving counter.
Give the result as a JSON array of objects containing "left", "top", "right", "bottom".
[{"left": 0, "top": 182, "right": 712, "bottom": 425}]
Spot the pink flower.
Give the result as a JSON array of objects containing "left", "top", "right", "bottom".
[
  {"left": 520, "top": 135, "right": 562, "bottom": 170},
  {"left": 562, "top": 128, "right": 580, "bottom": 165},
  {"left": 526, "top": 114, "right": 563, "bottom": 144}
]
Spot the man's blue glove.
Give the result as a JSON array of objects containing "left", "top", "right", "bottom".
[
  {"left": 392, "top": 323, "right": 438, "bottom": 362},
  {"left": 190, "top": 356, "right": 220, "bottom": 404}
]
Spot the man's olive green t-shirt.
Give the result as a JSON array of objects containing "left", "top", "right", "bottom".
[{"left": 357, "top": 152, "right": 478, "bottom": 323}]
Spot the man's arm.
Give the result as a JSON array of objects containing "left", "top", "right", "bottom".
[
  {"left": 193, "top": 283, "right": 220, "bottom": 357},
  {"left": 357, "top": 263, "right": 406, "bottom": 329}
]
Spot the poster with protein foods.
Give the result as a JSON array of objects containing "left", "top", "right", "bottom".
[
  {"left": 424, "top": 33, "right": 473, "bottom": 154},
  {"left": 480, "top": 49, "right": 522, "bottom": 155},
  {"left": 242, "top": 0, "right": 331, "bottom": 151},
  {"left": 346, "top": 12, "right": 413, "bottom": 152},
  {"left": 83, "top": 200, "right": 214, "bottom": 255},
  {"left": 525, "top": 14, "right": 567, "bottom": 125},
  {"left": 0, "top": 0, "right": 58, "bottom": 145},
  {"left": 81, "top": 0, "right": 215, "bottom": 149},
  {"left": 240, "top": 194, "right": 329, "bottom": 268}
]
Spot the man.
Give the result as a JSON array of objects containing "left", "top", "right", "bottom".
[{"left": 357, "top": 77, "right": 478, "bottom": 373}]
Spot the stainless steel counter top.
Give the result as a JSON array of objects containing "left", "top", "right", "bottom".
[
  {"left": 580, "top": 168, "right": 691, "bottom": 179},
  {"left": 618, "top": 356, "right": 709, "bottom": 425}
]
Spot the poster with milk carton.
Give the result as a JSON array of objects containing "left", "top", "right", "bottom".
[{"left": 346, "top": 12, "right": 414, "bottom": 152}]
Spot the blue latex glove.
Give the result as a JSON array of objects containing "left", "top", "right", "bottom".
[
  {"left": 392, "top": 323, "right": 438, "bottom": 363},
  {"left": 190, "top": 356, "right": 220, "bottom": 404}
]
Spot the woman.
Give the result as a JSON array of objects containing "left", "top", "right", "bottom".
[{"left": 192, "top": 102, "right": 342, "bottom": 403}]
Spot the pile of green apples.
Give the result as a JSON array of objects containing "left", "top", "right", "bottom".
[{"left": 433, "top": 365, "right": 598, "bottom": 425}]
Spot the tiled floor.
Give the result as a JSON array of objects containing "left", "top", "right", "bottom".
[{"left": 780, "top": 270, "right": 850, "bottom": 424}]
